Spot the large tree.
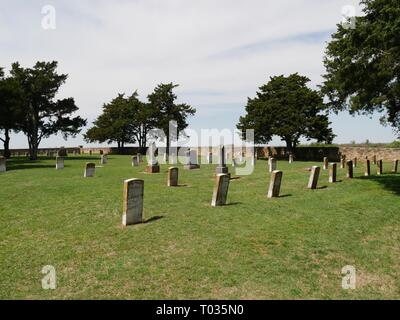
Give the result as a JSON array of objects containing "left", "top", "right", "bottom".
[
  {"left": 0, "top": 68, "right": 24, "bottom": 158},
  {"left": 147, "top": 83, "right": 196, "bottom": 156},
  {"left": 10, "top": 61, "right": 86, "bottom": 160},
  {"left": 237, "top": 74, "right": 335, "bottom": 152},
  {"left": 84, "top": 93, "right": 137, "bottom": 152},
  {"left": 321, "top": 0, "right": 400, "bottom": 134}
]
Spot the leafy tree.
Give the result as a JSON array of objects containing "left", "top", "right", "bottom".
[
  {"left": 321, "top": 0, "right": 400, "bottom": 134},
  {"left": 237, "top": 74, "right": 335, "bottom": 152},
  {"left": 147, "top": 83, "right": 196, "bottom": 156},
  {"left": 10, "top": 61, "right": 86, "bottom": 160},
  {"left": 0, "top": 68, "right": 24, "bottom": 158},
  {"left": 84, "top": 93, "right": 137, "bottom": 152}
]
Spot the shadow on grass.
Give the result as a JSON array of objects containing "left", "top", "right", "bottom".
[
  {"left": 357, "top": 174, "right": 400, "bottom": 196},
  {"left": 6, "top": 159, "right": 55, "bottom": 171},
  {"left": 279, "top": 194, "right": 292, "bottom": 198},
  {"left": 316, "top": 186, "right": 328, "bottom": 190},
  {"left": 143, "top": 216, "right": 164, "bottom": 224},
  {"left": 226, "top": 202, "right": 242, "bottom": 206}
]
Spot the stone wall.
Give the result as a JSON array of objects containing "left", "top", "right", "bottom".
[
  {"left": 339, "top": 147, "right": 400, "bottom": 161},
  {"left": 4, "top": 145, "right": 400, "bottom": 161}
]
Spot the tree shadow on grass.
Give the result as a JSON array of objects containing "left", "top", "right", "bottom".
[
  {"left": 143, "top": 215, "right": 164, "bottom": 224},
  {"left": 357, "top": 174, "right": 400, "bottom": 196},
  {"left": 6, "top": 159, "right": 55, "bottom": 171}
]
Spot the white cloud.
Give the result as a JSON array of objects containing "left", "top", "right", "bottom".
[{"left": 1, "top": 0, "right": 395, "bottom": 147}]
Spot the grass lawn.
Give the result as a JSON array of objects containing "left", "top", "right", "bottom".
[{"left": 0, "top": 155, "right": 399, "bottom": 299}]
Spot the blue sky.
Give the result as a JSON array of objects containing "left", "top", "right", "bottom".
[{"left": 0, "top": 0, "right": 397, "bottom": 148}]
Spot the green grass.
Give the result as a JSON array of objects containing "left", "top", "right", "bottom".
[{"left": 0, "top": 155, "right": 399, "bottom": 299}]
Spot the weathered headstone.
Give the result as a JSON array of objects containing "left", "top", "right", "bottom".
[
  {"left": 132, "top": 155, "right": 139, "bottom": 167},
  {"left": 377, "top": 159, "right": 383, "bottom": 175},
  {"left": 269, "top": 157, "right": 277, "bottom": 173},
  {"left": 122, "top": 179, "right": 144, "bottom": 226},
  {"left": 353, "top": 157, "right": 357, "bottom": 168},
  {"left": 323, "top": 157, "right": 328, "bottom": 170},
  {"left": 0, "top": 156, "right": 6, "bottom": 173},
  {"left": 145, "top": 142, "right": 160, "bottom": 173},
  {"left": 207, "top": 152, "right": 213, "bottom": 164},
  {"left": 340, "top": 155, "right": 346, "bottom": 169},
  {"left": 211, "top": 173, "right": 230, "bottom": 207},
  {"left": 346, "top": 160, "right": 354, "bottom": 178},
  {"left": 251, "top": 155, "right": 256, "bottom": 166},
  {"left": 56, "top": 156, "right": 64, "bottom": 170},
  {"left": 84, "top": 163, "right": 96, "bottom": 177},
  {"left": 364, "top": 159, "right": 371, "bottom": 177},
  {"left": 267, "top": 170, "right": 283, "bottom": 198},
  {"left": 308, "top": 166, "right": 320, "bottom": 189},
  {"left": 100, "top": 154, "right": 107, "bottom": 165},
  {"left": 329, "top": 163, "right": 337, "bottom": 183},
  {"left": 184, "top": 149, "right": 200, "bottom": 170},
  {"left": 168, "top": 167, "right": 179, "bottom": 187},
  {"left": 232, "top": 158, "right": 237, "bottom": 167},
  {"left": 288, "top": 154, "right": 294, "bottom": 164},
  {"left": 392, "top": 159, "right": 398, "bottom": 173},
  {"left": 216, "top": 146, "right": 229, "bottom": 174}
]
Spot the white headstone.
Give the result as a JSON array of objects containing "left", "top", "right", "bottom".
[
  {"left": 56, "top": 156, "right": 64, "bottom": 170},
  {"left": 122, "top": 179, "right": 144, "bottom": 226}
]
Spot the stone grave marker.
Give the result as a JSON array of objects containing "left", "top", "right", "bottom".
[
  {"left": 122, "top": 179, "right": 144, "bottom": 226},
  {"left": 377, "top": 160, "right": 383, "bottom": 175},
  {"left": 392, "top": 159, "right": 398, "bottom": 173},
  {"left": 308, "top": 166, "right": 320, "bottom": 189},
  {"left": 267, "top": 170, "right": 283, "bottom": 198},
  {"left": 346, "top": 160, "right": 354, "bottom": 178},
  {"left": 211, "top": 173, "right": 230, "bottom": 207},
  {"left": 84, "top": 163, "right": 96, "bottom": 177},
  {"left": 56, "top": 156, "right": 64, "bottom": 170},
  {"left": 132, "top": 155, "right": 139, "bottom": 167},
  {"left": 100, "top": 155, "right": 107, "bottom": 165},
  {"left": 145, "top": 142, "right": 160, "bottom": 173},
  {"left": 216, "top": 146, "right": 229, "bottom": 174},
  {"left": 0, "top": 156, "right": 6, "bottom": 172},
  {"left": 364, "top": 159, "right": 371, "bottom": 177},
  {"left": 269, "top": 157, "right": 277, "bottom": 173},
  {"left": 323, "top": 157, "right": 328, "bottom": 170},
  {"left": 168, "top": 167, "right": 179, "bottom": 187},
  {"left": 329, "top": 163, "right": 337, "bottom": 183}
]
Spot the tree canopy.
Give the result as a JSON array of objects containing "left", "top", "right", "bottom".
[
  {"left": 10, "top": 61, "right": 86, "bottom": 159},
  {"left": 147, "top": 83, "right": 196, "bottom": 155},
  {"left": 0, "top": 68, "right": 24, "bottom": 158},
  {"left": 84, "top": 92, "right": 153, "bottom": 152},
  {"left": 321, "top": 0, "right": 400, "bottom": 135},
  {"left": 237, "top": 74, "right": 335, "bottom": 152}
]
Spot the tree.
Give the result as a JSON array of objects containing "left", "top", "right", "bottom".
[
  {"left": 237, "top": 74, "right": 335, "bottom": 153},
  {"left": 84, "top": 93, "right": 137, "bottom": 152},
  {"left": 128, "top": 94, "right": 157, "bottom": 154},
  {"left": 321, "top": 0, "right": 400, "bottom": 135},
  {"left": 147, "top": 83, "right": 196, "bottom": 156},
  {"left": 10, "top": 61, "right": 86, "bottom": 160},
  {"left": 0, "top": 68, "right": 24, "bottom": 158}
]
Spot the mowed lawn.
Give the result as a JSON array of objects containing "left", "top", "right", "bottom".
[{"left": 0, "top": 155, "right": 399, "bottom": 299}]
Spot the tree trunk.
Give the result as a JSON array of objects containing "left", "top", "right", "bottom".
[
  {"left": 285, "top": 138, "right": 293, "bottom": 154},
  {"left": 2, "top": 129, "right": 11, "bottom": 158},
  {"left": 166, "top": 131, "right": 170, "bottom": 161}
]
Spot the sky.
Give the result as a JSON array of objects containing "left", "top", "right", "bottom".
[{"left": 0, "top": 0, "right": 397, "bottom": 148}]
